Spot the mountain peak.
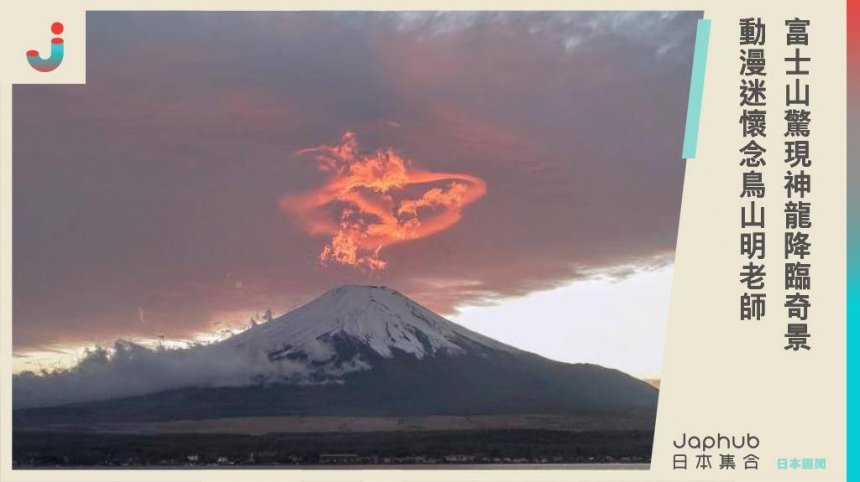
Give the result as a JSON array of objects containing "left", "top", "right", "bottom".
[
  {"left": 324, "top": 284, "right": 400, "bottom": 299},
  {"left": 333, "top": 284, "right": 390, "bottom": 290},
  {"left": 317, "top": 284, "right": 423, "bottom": 315},
  {"left": 218, "top": 285, "right": 517, "bottom": 375}
]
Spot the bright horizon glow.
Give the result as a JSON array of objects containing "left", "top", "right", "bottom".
[
  {"left": 13, "top": 265, "right": 673, "bottom": 381},
  {"left": 452, "top": 265, "right": 673, "bottom": 380}
]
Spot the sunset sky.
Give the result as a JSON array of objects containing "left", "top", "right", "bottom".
[{"left": 13, "top": 11, "right": 699, "bottom": 378}]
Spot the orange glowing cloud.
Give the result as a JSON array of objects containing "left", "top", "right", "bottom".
[{"left": 280, "top": 132, "right": 487, "bottom": 270}]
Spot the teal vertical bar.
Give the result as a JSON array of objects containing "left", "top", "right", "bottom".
[
  {"left": 849, "top": 167, "right": 856, "bottom": 480},
  {"left": 848, "top": 76, "right": 857, "bottom": 482},
  {"left": 682, "top": 19, "right": 711, "bottom": 160}
]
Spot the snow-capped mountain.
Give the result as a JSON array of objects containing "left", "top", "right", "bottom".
[
  {"left": 212, "top": 285, "right": 516, "bottom": 381},
  {"left": 14, "top": 285, "right": 659, "bottom": 426}
]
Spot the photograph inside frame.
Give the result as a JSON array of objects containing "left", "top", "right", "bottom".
[{"left": 11, "top": 10, "right": 701, "bottom": 469}]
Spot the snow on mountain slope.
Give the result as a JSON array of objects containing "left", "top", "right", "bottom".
[
  {"left": 15, "top": 285, "right": 529, "bottom": 409},
  {"left": 215, "top": 285, "right": 517, "bottom": 367}
]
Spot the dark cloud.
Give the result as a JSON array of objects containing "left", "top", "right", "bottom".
[{"left": 13, "top": 11, "right": 699, "bottom": 351}]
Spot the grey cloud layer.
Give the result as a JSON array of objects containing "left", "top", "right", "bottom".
[{"left": 13, "top": 11, "right": 700, "bottom": 352}]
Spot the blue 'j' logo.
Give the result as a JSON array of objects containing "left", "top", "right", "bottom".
[{"left": 27, "top": 22, "right": 64, "bottom": 73}]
